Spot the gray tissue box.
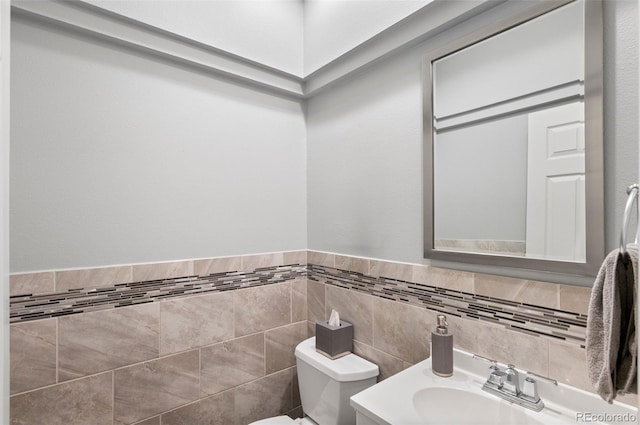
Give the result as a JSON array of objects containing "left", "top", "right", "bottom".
[{"left": 315, "top": 320, "right": 353, "bottom": 359}]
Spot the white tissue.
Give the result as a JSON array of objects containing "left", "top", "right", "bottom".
[{"left": 328, "top": 309, "right": 340, "bottom": 327}]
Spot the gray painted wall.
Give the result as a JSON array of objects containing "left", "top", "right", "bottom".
[
  {"left": 10, "top": 16, "right": 307, "bottom": 272},
  {"left": 307, "top": 0, "right": 638, "bottom": 275},
  {"left": 10, "top": 0, "right": 638, "bottom": 281},
  {"left": 603, "top": 0, "right": 639, "bottom": 254}
]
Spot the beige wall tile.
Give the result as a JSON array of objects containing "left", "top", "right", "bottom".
[
  {"left": 265, "top": 322, "right": 308, "bottom": 374},
  {"left": 370, "top": 259, "right": 412, "bottom": 281},
  {"left": 559, "top": 284, "right": 591, "bottom": 315},
  {"left": 307, "top": 321, "right": 316, "bottom": 337},
  {"left": 200, "top": 333, "right": 265, "bottom": 397},
  {"left": 353, "top": 340, "right": 404, "bottom": 382},
  {"left": 307, "top": 281, "right": 325, "bottom": 323},
  {"left": 161, "top": 390, "right": 235, "bottom": 425},
  {"left": 325, "top": 285, "right": 374, "bottom": 345},
  {"left": 372, "top": 297, "right": 435, "bottom": 364},
  {"left": 241, "top": 253, "right": 284, "bottom": 272},
  {"left": 475, "top": 274, "right": 526, "bottom": 299},
  {"left": 10, "top": 319, "right": 57, "bottom": 394},
  {"left": 446, "top": 315, "right": 499, "bottom": 355},
  {"left": 412, "top": 265, "right": 474, "bottom": 293},
  {"left": 548, "top": 340, "right": 590, "bottom": 391},
  {"left": 475, "top": 274, "right": 559, "bottom": 309},
  {"left": 114, "top": 350, "right": 199, "bottom": 425},
  {"left": 193, "top": 256, "right": 241, "bottom": 276},
  {"left": 283, "top": 250, "right": 307, "bottom": 265},
  {"left": 56, "top": 266, "right": 132, "bottom": 291},
  {"left": 160, "top": 292, "right": 234, "bottom": 355},
  {"left": 308, "top": 251, "right": 334, "bottom": 268},
  {"left": 334, "top": 255, "right": 369, "bottom": 275},
  {"left": 58, "top": 303, "right": 159, "bottom": 381},
  {"left": 131, "top": 260, "right": 194, "bottom": 282},
  {"left": 234, "top": 283, "right": 291, "bottom": 336},
  {"left": 10, "top": 272, "right": 54, "bottom": 296},
  {"left": 447, "top": 315, "right": 549, "bottom": 376},
  {"left": 291, "top": 278, "right": 308, "bottom": 322},
  {"left": 10, "top": 372, "right": 112, "bottom": 425},
  {"left": 233, "top": 369, "right": 293, "bottom": 425}
]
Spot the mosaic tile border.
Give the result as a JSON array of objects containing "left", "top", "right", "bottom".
[
  {"left": 10, "top": 264, "right": 306, "bottom": 323},
  {"left": 307, "top": 264, "right": 587, "bottom": 346},
  {"left": 9, "top": 260, "right": 588, "bottom": 346}
]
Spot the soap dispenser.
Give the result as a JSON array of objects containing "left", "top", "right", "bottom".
[{"left": 431, "top": 314, "right": 453, "bottom": 377}]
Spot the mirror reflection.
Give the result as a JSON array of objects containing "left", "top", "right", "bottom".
[{"left": 432, "top": 0, "right": 587, "bottom": 262}]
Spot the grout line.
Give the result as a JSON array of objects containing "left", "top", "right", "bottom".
[
  {"left": 371, "top": 297, "right": 376, "bottom": 348},
  {"left": 198, "top": 349, "right": 202, "bottom": 401},
  {"left": 55, "top": 317, "right": 59, "bottom": 383},
  {"left": 111, "top": 370, "right": 115, "bottom": 425},
  {"left": 10, "top": 370, "right": 113, "bottom": 397},
  {"left": 232, "top": 291, "right": 236, "bottom": 339},
  {"left": 158, "top": 302, "right": 162, "bottom": 358},
  {"left": 547, "top": 338, "right": 551, "bottom": 377}
]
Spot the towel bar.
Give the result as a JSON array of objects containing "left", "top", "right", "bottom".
[{"left": 619, "top": 183, "right": 639, "bottom": 255}]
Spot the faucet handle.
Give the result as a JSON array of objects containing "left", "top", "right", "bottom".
[
  {"left": 521, "top": 377, "right": 540, "bottom": 402},
  {"left": 488, "top": 369, "right": 507, "bottom": 387}
]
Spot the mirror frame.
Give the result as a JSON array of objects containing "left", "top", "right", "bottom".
[{"left": 423, "top": 0, "right": 604, "bottom": 278}]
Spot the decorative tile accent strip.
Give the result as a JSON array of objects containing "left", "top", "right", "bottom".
[
  {"left": 9, "top": 259, "right": 588, "bottom": 346},
  {"left": 10, "top": 264, "right": 306, "bottom": 323},
  {"left": 307, "top": 264, "right": 587, "bottom": 345}
]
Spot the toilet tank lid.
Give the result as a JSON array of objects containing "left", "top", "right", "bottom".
[{"left": 295, "top": 337, "right": 379, "bottom": 382}]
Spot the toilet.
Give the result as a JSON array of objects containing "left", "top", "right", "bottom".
[{"left": 250, "top": 336, "right": 379, "bottom": 425}]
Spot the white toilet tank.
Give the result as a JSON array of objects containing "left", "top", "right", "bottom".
[{"left": 294, "top": 337, "right": 379, "bottom": 425}]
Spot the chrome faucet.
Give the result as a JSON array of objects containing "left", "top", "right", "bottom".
[
  {"left": 472, "top": 355, "right": 554, "bottom": 412},
  {"left": 502, "top": 364, "right": 520, "bottom": 395}
]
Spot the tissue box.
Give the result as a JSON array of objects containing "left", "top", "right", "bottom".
[{"left": 315, "top": 320, "right": 353, "bottom": 359}]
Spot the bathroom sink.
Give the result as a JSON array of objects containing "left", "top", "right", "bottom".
[
  {"left": 351, "top": 349, "right": 637, "bottom": 425},
  {"left": 412, "top": 387, "right": 545, "bottom": 425}
]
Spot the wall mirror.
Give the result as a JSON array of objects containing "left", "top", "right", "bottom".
[{"left": 423, "top": 0, "right": 604, "bottom": 278}]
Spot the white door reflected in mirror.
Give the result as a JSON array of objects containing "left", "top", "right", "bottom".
[{"left": 526, "top": 101, "right": 585, "bottom": 262}]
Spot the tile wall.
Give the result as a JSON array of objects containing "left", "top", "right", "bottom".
[
  {"left": 10, "top": 252, "right": 308, "bottom": 425},
  {"left": 8, "top": 250, "right": 636, "bottom": 424}
]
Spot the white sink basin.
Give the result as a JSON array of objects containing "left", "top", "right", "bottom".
[
  {"left": 413, "top": 387, "right": 545, "bottom": 425},
  {"left": 351, "top": 349, "right": 637, "bottom": 425}
]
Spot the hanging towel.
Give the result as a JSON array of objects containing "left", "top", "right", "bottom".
[
  {"left": 586, "top": 247, "right": 637, "bottom": 403},
  {"left": 617, "top": 245, "right": 637, "bottom": 395}
]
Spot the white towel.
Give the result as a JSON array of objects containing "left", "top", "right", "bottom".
[{"left": 586, "top": 247, "right": 637, "bottom": 403}]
